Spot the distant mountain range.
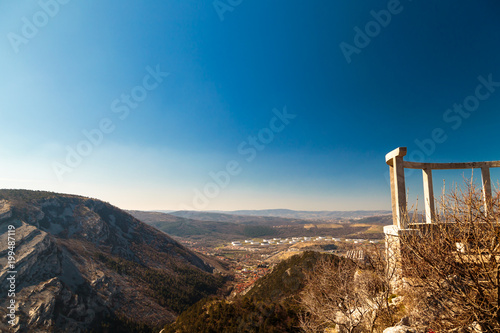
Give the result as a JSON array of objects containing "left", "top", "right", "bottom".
[
  {"left": 0, "top": 190, "right": 226, "bottom": 332},
  {"left": 164, "top": 210, "right": 307, "bottom": 225},
  {"left": 129, "top": 210, "right": 392, "bottom": 243},
  {"left": 164, "top": 209, "right": 392, "bottom": 222},
  {"left": 226, "top": 209, "right": 391, "bottom": 219}
]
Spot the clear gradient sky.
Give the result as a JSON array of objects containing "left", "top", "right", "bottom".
[{"left": 1, "top": 1, "right": 499, "bottom": 211}]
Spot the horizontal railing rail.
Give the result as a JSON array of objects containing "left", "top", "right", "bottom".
[
  {"left": 386, "top": 147, "right": 500, "bottom": 228},
  {"left": 403, "top": 161, "right": 500, "bottom": 170}
]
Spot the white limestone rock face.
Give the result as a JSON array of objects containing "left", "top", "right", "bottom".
[
  {"left": 383, "top": 326, "right": 418, "bottom": 333},
  {"left": 0, "top": 200, "right": 12, "bottom": 220},
  {"left": 0, "top": 202, "right": 106, "bottom": 332},
  {"left": 0, "top": 191, "right": 216, "bottom": 332}
]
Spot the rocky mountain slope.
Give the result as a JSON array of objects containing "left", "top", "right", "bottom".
[
  {"left": 0, "top": 190, "right": 225, "bottom": 333},
  {"left": 164, "top": 251, "right": 333, "bottom": 333}
]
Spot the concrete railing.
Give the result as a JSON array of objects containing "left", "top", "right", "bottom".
[{"left": 386, "top": 147, "right": 500, "bottom": 229}]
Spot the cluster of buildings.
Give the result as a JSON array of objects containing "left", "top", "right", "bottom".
[{"left": 230, "top": 236, "right": 376, "bottom": 247}]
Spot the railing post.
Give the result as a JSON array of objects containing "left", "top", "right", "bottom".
[
  {"left": 481, "top": 167, "right": 492, "bottom": 216},
  {"left": 386, "top": 147, "right": 408, "bottom": 229},
  {"left": 422, "top": 168, "right": 435, "bottom": 224}
]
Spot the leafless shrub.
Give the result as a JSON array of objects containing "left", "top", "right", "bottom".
[
  {"left": 402, "top": 179, "right": 500, "bottom": 332},
  {"left": 299, "top": 245, "right": 397, "bottom": 333}
]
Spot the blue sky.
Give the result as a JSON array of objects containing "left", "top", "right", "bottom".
[{"left": 1, "top": 0, "right": 499, "bottom": 211}]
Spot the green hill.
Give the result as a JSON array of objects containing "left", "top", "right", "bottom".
[
  {"left": 246, "top": 251, "right": 339, "bottom": 302},
  {"left": 164, "top": 251, "right": 338, "bottom": 333},
  {"left": 128, "top": 210, "right": 277, "bottom": 241}
]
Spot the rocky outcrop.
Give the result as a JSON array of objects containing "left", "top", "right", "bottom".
[
  {"left": 383, "top": 326, "right": 418, "bottom": 333},
  {"left": 0, "top": 200, "right": 12, "bottom": 220},
  {"left": 0, "top": 190, "right": 222, "bottom": 332}
]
